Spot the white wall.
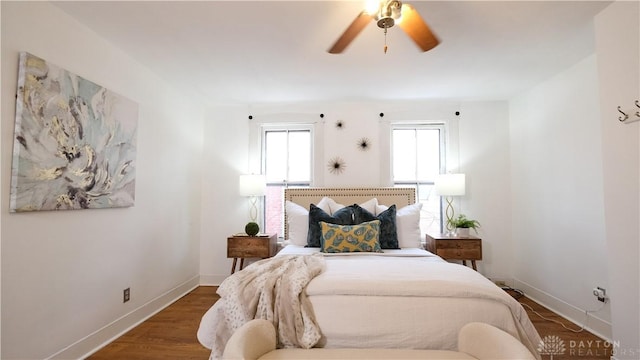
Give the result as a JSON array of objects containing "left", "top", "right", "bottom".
[
  {"left": 1, "top": 2, "right": 204, "bottom": 358},
  {"left": 200, "top": 105, "right": 251, "bottom": 285},
  {"left": 458, "top": 102, "right": 513, "bottom": 280},
  {"left": 200, "top": 100, "right": 514, "bottom": 284},
  {"left": 509, "top": 54, "right": 612, "bottom": 338},
  {"left": 594, "top": 2, "right": 640, "bottom": 357}
]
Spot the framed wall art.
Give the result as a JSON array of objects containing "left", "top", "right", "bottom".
[{"left": 9, "top": 52, "right": 138, "bottom": 212}]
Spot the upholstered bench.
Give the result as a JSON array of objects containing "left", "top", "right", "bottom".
[{"left": 222, "top": 319, "right": 537, "bottom": 360}]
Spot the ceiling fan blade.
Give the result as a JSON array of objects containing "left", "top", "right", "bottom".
[
  {"left": 328, "top": 11, "right": 372, "bottom": 54},
  {"left": 397, "top": 4, "right": 439, "bottom": 52}
]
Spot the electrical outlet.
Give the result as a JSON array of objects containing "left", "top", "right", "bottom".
[
  {"left": 592, "top": 286, "right": 607, "bottom": 303},
  {"left": 123, "top": 288, "right": 130, "bottom": 303}
]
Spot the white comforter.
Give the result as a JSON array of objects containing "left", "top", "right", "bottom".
[{"left": 198, "top": 246, "right": 541, "bottom": 359}]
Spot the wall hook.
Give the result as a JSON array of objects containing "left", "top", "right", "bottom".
[
  {"left": 635, "top": 100, "right": 640, "bottom": 118},
  {"left": 618, "top": 106, "right": 629, "bottom": 122}
]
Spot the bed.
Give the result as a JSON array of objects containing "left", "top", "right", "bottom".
[{"left": 198, "top": 187, "right": 541, "bottom": 360}]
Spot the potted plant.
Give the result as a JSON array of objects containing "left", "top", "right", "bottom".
[{"left": 447, "top": 214, "right": 480, "bottom": 237}]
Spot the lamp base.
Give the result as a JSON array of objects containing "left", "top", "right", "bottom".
[
  {"left": 249, "top": 196, "right": 258, "bottom": 223},
  {"left": 444, "top": 196, "right": 456, "bottom": 235}
]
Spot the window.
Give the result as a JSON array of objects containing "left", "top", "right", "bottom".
[
  {"left": 262, "top": 126, "right": 312, "bottom": 236},
  {"left": 392, "top": 124, "right": 446, "bottom": 235}
]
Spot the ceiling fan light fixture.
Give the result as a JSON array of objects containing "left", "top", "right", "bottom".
[
  {"left": 367, "top": 0, "right": 403, "bottom": 29},
  {"left": 377, "top": 17, "right": 395, "bottom": 29},
  {"left": 328, "top": 0, "right": 439, "bottom": 54}
]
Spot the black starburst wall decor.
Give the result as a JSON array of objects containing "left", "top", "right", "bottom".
[
  {"left": 357, "top": 137, "right": 371, "bottom": 151},
  {"left": 328, "top": 157, "right": 346, "bottom": 174},
  {"left": 335, "top": 120, "right": 345, "bottom": 129}
]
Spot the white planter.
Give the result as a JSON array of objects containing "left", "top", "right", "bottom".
[{"left": 456, "top": 228, "right": 470, "bottom": 238}]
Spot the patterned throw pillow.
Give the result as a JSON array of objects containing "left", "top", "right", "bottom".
[
  {"left": 352, "top": 204, "right": 398, "bottom": 249},
  {"left": 320, "top": 220, "right": 383, "bottom": 253}
]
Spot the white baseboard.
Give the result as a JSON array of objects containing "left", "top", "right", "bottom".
[
  {"left": 47, "top": 275, "right": 200, "bottom": 360},
  {"left": 199, "top": 274, "right": 227, "bottom": 286},
  {"left": 512, "top": 278, "right": 612, "bottom": 341}
]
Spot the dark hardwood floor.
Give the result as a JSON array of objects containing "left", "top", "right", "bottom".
[{"left": 88, "top": 286, "right": 610, "bottom": 359}]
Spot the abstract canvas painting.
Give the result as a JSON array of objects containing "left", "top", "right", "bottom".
[{"left": 9, "top": 52, "right": 138, "bottom": 212}]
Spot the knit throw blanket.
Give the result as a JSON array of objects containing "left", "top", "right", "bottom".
[{"left": 207, "top": 254, "right": 326, "bottom": 359}]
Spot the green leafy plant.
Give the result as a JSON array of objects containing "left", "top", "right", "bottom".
[
  {"left": 245, "top": 222, "right": 260, "bottom": 236},
  {"left": 447, "top": 214, "right": 480, "bottom": 233}
]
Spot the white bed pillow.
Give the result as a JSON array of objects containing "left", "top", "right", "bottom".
[
  {"left": 316, "top": 197, "right": 333, "bottom": 214},
  {"left": 285, "top": 197, "right": 333, "bottom": 246},
  {"left": 285, "top": 201, "right": 309, "bottom": 246},
  {"left": 377, "top": 202, "right": 423, "bottom": 248},
  {"left": 328, "top": 197, "right": 378, "bottom": 215},
  {"left": 327, "top": 198, "right": 344, "bottom": 213},
  {"left": 358, "top": 198, "right": 379, "bottom": 214}
]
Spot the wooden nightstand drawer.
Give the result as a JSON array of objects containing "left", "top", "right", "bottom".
[
  {"left": 436, "top": 239, "right": 479, "bottom": 249},
  {"left": 425, "top": 233, "right": 483, "bottom": 270},
  {"left": 431, "top": 239, "right": 482, "bottom": 260},
  {"left": 227, "top": 237, "right": 271, "bottom": 258},
  {"left": 436, "top": 247, "right": 481, "bottom": 260}
]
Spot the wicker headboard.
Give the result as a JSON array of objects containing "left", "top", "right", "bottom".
[{"left": 283, "top": 187, "right": 416, "bottom": 240}]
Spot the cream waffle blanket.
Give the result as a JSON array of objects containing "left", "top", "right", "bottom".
[{"left": 199, "top": 255, "right": 325, "bottom": 359}]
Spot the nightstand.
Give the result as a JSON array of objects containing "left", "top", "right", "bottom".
[
  {"left": 227, "top": 233, "right": 277, "bottom": 274},
  {"left": 425, "top": 233, "right": 482, "bottom": 271}
]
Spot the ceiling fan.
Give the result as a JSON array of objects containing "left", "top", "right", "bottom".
[{"left": 328, "top": 0, "right": 439, "bottom": 54}]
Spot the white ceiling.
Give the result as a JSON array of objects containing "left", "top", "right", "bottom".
[{"left": 54, "top": 1, "right": 612, "bottom": 106}]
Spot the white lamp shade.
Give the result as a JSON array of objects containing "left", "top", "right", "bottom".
[
  {"left": 239, "top": 174, "right": 266, "bottom": 196},
  {"left": 434, "top": 174, "right": 466, "bottom": 196}
]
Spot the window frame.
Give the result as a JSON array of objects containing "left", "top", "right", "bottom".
[
  {"left": 260, "top": 124, "right": 314, "bottom": 237},
  {"left": 391, "top": 123, "right": 447, "bottom": 183},
  {"left": 261, "top": 124, "right": 314, "bottom": 187},
  {"left": 390, "top": 123, "right": 447, "bottom": 233}
]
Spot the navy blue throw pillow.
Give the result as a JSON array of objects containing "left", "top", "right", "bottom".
[
  {"left": 352, "top": 204, "right": 399, "bottom": 249},
  {"left": 306, "top": 204, "right": 355, "bottom": 247}
]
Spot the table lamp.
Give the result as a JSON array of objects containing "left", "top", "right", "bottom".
[
  {"left": 239, "top": 174, "right": 266, "bottom": 223},
  {"left": 434, "top": 173, "right": 466, "bottom": 234}
]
